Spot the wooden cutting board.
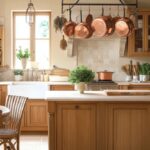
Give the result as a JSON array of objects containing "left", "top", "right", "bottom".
[{"left": 103, "top": 90, "right": 150, "bottom": 96}]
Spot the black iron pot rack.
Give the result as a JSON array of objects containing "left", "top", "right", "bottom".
[{"left": 61, "top": 0, "right": 138, "bottom": 14}]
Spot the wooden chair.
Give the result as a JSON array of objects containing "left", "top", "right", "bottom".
[{"left": 0, "top": 95, "right": 27, "bottom": 150}]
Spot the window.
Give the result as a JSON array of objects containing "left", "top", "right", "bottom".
[{"left": 13, "top": 11, "right": 51, "bottom": 69}]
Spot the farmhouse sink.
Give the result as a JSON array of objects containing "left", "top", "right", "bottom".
[{"left": 7, "top": 82, "right": 49, "bottom": 99}]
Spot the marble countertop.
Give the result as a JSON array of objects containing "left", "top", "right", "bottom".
[{"left": 45, "top": 91, "right": 150, "bottom": 101}]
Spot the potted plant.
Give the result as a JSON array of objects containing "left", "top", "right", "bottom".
[
  {"left": 13, "top": 69, "right": 24, "bottom": 81},
  {"left": 68, "top": 66, "right": 95, "bottom": 93},
  {"left": 139, "top": 63, "right": 150, "bottom": 81},
  {"left": 16, "top": 46, "right": 30, "bottom": 69}
]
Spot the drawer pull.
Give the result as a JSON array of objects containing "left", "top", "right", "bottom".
[{"left": 75, "top": 105, "right": 79, "bottom": 109}]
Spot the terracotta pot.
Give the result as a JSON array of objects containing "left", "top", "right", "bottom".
[{"left": 97, "top": 71, "right": 113, "bottom": 81}]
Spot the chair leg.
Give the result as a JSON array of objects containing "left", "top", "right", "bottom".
[{"left": 17, "top": 135, "right": 20, "bottom": 150}]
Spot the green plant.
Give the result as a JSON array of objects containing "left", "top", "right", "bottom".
[
  {"left": 16, "top": 46, "right": 30, "bottom": 60},
  {"left": 68, "top": 66, "right": 95, "bottom": 84},
  {"left": 139, "top": 63, "right": 150, "bottom": 75},
  {"left": 13, "top": 69, "right": 23, "bottom": 76}
]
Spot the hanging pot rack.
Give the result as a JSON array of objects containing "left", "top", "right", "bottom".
[{"left": 61, "top": 0, "right": 138, "bottom": 14}]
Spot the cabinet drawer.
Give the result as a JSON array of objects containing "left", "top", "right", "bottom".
[{"left": 50, "top": 85, "right": 74, "bottom": 91}]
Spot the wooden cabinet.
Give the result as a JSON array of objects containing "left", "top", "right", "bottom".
[
  {"left": 107, "top": 103, "right": 150, "bottom": 150},
  {"left": 21, "top": 100, "right": 48, "bottom": 131},
  {"left": 0, "top": 85, "right": 7, "bottom": 105},
  {"left": 0, "top": 26, "right": 4, "bottom": 66},
  {"left": 48, "top": 102, "right": 96, "bottom": 150},
  {"left": 48, "top": 101, "right": 150, "bottom": 150},
  {"left": 50, "top": 85, "right": 74, "bottom": 91},
  {"left": 128, "top": 9, "right": 150, "bottom": 57}
]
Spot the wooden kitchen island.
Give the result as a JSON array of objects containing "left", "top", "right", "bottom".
[{"left": 46, "top": 91, "right": 150, "bottom": 150}]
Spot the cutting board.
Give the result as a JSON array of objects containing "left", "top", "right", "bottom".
[{"left": 103, "top": 90, "right": 150, "bottom": 96}]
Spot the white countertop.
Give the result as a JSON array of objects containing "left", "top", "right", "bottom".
[
  {"left": 1, "top": 81, "right": 150, "bottom": 86},
  {"left": 45, "top": 91, "right": 150, "bottom": 101},
  {"left": 0, "top": 81, "right": 73, "bottom": 85}
]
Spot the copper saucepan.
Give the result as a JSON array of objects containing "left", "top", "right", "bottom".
[{"left": 97, "top": 70, "right": 113, "bottom": 81}]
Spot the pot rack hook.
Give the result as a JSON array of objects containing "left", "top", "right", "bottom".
[{"left": 62, "top": 0, "right": 80, "bottom": 14}]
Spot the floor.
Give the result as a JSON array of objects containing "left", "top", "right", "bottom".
[{"left": 0, "top": 132, "right": 48, "bottom": 150}]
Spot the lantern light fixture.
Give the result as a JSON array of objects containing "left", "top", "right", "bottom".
[{"left": 26, "top": 0, "right": 36, "bottom": 26}]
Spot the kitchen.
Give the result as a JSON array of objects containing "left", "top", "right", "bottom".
[{"left": 1, "top": 0, "right": 150, "bottom": 150}]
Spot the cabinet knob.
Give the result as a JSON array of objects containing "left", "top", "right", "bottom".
[{"left": 75, "top": 105, "right": 79, "bottom": 109}]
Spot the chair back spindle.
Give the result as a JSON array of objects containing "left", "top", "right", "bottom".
[{"left": 5, "top": 95, "right": 27, "bottom": 131}]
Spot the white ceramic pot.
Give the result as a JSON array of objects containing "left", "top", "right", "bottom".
[
  {"left": 125, "top": 75, "right": 132, "bottom": 82},
  {"left": 142, "top": 75, "right": 149, "bottom": 82},
  {"left": 75, "top": 82, "right": 86, "bottom": 94},
  {"left": 139, "top": 75, "right": 144, "bottom": 82},
  {"left": 15, "top": 75, "right": 23, "bottom": 81},
  {"left": 132, "top": 75, "right": 139, "bottom": 82}
]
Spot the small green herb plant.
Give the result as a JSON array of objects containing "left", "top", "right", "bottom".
[
  {"left": 68, "top": 66, "right": 95, "bottom": 84},
  {"left": 16, "top": 47, "right": 30, "bottom": 60},
  {"left": 13, "top": 69, "right": 23, "bottom": 76},
  {"left": 139, "top": 63, "right": 150, "bottom": 75}
]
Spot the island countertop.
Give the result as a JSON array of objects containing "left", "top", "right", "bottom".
[{"left": 45, "top": 90, "right": 150, "bottom": 101}]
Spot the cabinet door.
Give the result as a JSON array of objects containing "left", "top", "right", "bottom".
[
  {"left": 57, "top": 104, "right": 96, "bottom": 150},
  {"left": 107, "top": 104, "right": 150, "bottom": 150},
  {"left": 21, "top": 100, "right": 48, "bottom": 131},
  {"left": 128, "top": 10, "right": 150, "bottom": 57},
  {"left": 145, "top": 14, "right": 150, "bottom": 51}
]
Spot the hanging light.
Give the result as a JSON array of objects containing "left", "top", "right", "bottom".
[{"left": 26, "top": 0, "right": 35, "bottom": 26}]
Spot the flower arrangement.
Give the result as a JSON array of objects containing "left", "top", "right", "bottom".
[{"left": 16, "top": 46, "right": 30, "bottom": 60}]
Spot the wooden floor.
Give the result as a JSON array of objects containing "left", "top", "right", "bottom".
[{"left": 0, "top": 132, "right": 48, "bottom": 150}]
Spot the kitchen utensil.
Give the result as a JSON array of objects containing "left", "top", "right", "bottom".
[
  {"left": 97, "top": 71, "right": 113, "bottom": 81},
  {"left": 115, "top": 7, "right": 134, "bottom": 37},
  {"left": 91, "top": 6, "right": 114, "bottom": 37},
  {"left": 74, "top": 9, "right": 93, "bottom": 39},
  {"left": 63, "top": 9, "right": 76, "bottom": 37},
  {"left": 60, "top": 35, "right": 67, "bottom": 50}
]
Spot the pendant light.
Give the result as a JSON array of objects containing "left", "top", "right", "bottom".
[{"left": 26, "top": 0, "right": 36, "bottom": 26}]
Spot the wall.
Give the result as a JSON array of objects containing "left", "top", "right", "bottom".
[{"left": 0, "top": 0, "right": 150, "bottom": 81}]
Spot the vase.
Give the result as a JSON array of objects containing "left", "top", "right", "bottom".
[
  {"left": 76, "top": 82, "right": 86, "bottom": 94},
  {"left": 21, "top": 58, "right": 27, "bottom": 69}
]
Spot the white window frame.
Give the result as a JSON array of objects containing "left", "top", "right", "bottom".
[{"left": 12, "top": 11, "right": 51, "bottom": 69}]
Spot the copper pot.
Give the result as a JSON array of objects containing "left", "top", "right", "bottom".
[{"left": 97, "top": 71, "right": 113, "bottom": 81}]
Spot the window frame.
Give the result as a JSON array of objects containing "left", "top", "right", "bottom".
[{"left": 12, "top": 11, "right": 51, "bottom": 69}]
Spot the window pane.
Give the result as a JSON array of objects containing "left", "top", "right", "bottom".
[
  {"left": 16, "top": 16, "right": 30, "bottom": 38},
  {"left": 35, "top": 16, "right": 49, "bottom": 38},
  {"left": 35, "top": 40, "right": 49, "bottom": 69},
  {"left": 16, "top": 40, "right": 30, "bottom": 51}
]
